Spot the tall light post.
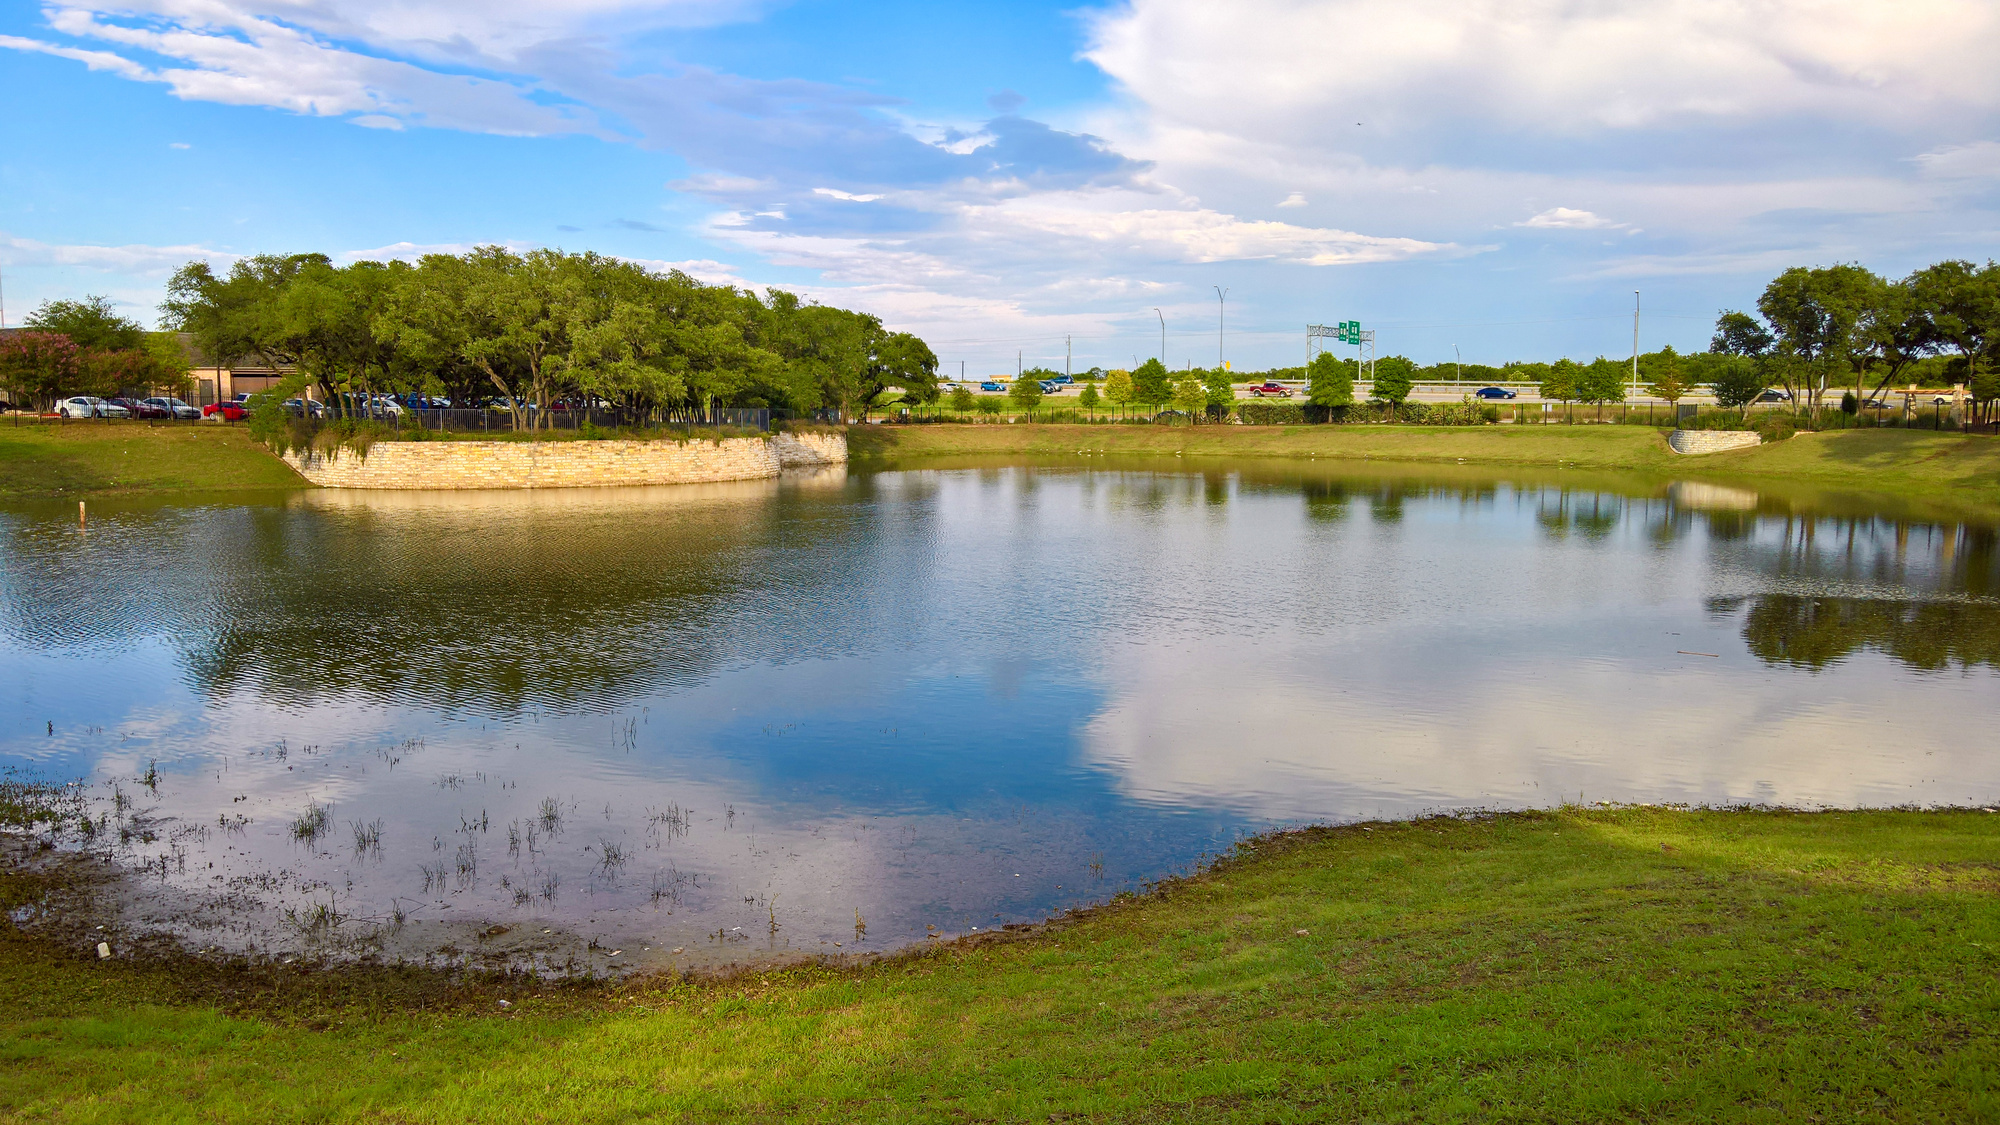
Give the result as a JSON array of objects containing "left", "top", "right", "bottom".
[
  {"left": 1631, "top": 290, "right": 1641, "bottom": 397},
  {"left": 1214, "top": 286, "right": 1229, "bottom": 369},
  {"left": 1153, "top": 308, "right": 1165, "bottom": 367}
]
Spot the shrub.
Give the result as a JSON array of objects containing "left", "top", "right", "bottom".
[{"left": 1240, "top": 402, "right": 1306, "bottom": 425}]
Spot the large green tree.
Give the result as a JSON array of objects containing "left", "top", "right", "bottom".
[
  {"left": 1370, "top": 356, "right": 1415, "bottom": 415},
  {"left": 1909, "top": 260, "right": 1998, "bottom": 398},
  {"left": 1306, "top": 351, "right": 1354, "bottom": 409},
  {"left": 23, "top": 296, "right": 145, "bottom": 352},
  {"left": 1131, "top": 358, "right": 1171, "bottom": 409}
]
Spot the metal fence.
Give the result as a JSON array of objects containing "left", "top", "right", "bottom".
[{"left": 355, "top": 406, "right": 771, "bottom": 433}]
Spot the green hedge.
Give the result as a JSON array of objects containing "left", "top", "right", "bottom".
[{"left": 1240, "top": 402, "right": 1500, "bottom": 426}]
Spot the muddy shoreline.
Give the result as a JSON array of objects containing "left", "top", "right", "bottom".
[{"left": 0, "top": 831, "right": 924, "bottom": 984}]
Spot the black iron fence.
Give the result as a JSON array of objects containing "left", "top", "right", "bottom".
[{"left": 322, "top": 406, "right": 772, "bottom": 433}]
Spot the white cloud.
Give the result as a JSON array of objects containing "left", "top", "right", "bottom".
[
  {"left": 0, "top": 32, "right": 153, "bottom": 79},
  {"left": 980, "top": 191, "right": 1459, "bottom": 266},
  {"left": 1276, "top": 192, "right": 1306, "bottom": 208},
  {"left": 0, "top": 231, "right": 238, "bottom": 274},
  {"left": 1084, "top": 0, "right": 2000, "bottom": 140},
  {"left": 813, "top": 188, "right": 884, "bottom": 202},
  {"left": 20, "top": 4, "right": 602, "bottom": 135},
  {"left": 1516, "top": 207, "right": 1625, "bottom": 231},
  {"left": 1913, "top": 141, "right": 2000, "bottom": 181}
]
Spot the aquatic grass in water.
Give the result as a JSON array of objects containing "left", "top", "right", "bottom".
[
  {"left": 290, "top": 799, "right": 330, "bottom": 844},
  {"left": 349, "top": 818, "right": 383, "bottom": 857}
]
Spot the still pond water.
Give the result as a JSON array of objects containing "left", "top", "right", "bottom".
[{"left": 3, "top": 460, "right": 1996, "bottom": 970}]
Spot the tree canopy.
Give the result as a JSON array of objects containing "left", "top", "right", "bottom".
[{"left": 157, "top": 248, "right": 934, "bottom": 425}]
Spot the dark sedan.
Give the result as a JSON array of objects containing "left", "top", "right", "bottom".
[{"left": 1473, "top": 386, "right": 1517, "bottom": 400}]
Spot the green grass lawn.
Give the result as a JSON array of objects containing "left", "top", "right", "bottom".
[
  {"left": 3, "top": 807, "right": 1995, "bottom": 1122},
  {"left": 6, "top": 418, "right": 1998, "bottom": 515},
  {"left": 850, "top": 424, "right": 2000, "bottom": 511},
  {"left": 0, "top": 420, "right": 305, "bottom": 498}
]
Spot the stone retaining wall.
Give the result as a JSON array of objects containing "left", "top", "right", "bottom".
[
  {"left": 1667, "top": 429, "right": 1762, "bottom": 455},
  {"left": 771, "top": 431, "right": 846, "bottom": 466},
  {"left": 283, "top": 431, "right": 846, "bottom": 489}
]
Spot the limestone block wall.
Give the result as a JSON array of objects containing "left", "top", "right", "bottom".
[
  {"left": 1667, "top": 429, "right": 1762, "bottom": 455},
  {"left": 285, "top": 437, "right": 782, "bottom": 490},
  {"left": 771, "top": 431, "right": 847, "bottom": 466}
]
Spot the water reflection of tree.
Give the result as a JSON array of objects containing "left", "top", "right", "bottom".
[
  {"left": 1724, "top": 595, "right": 2000, "bottom": 671},
  {"left": 4, "top": 487, "right": 888, "bottom": 715}
]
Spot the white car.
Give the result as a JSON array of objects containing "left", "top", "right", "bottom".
[
  {"left": 57, "top": 396, "right": 128, "bottom": 419},
  {"left": 143, "top": 397, "right": 202, "bottom": 420}
]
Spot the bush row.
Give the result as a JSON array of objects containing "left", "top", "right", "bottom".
[{"left": 1238, "top": 402, "right": 1504, "bottom": 426}]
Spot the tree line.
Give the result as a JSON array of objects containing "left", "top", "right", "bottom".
[
  {"left": 3, "top": 247, "right": 942, "bottom": 424},
  {"left": 0, "top": 297, "right": 193, "bottom": 410},
  {"left": 161, "top": 248, "right": 940, "bottom": 427}
]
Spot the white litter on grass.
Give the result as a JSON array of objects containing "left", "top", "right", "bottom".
[
  {"left": 96, "top": 942, "right": 111, "bottom": 959},
  {"left": 1295, "top": 929, "right": 1310, "bottom": 936}
]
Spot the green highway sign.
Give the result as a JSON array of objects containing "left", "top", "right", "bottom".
[{"left": 1336, "top": 320, "right": 1362, "bottom": 344}]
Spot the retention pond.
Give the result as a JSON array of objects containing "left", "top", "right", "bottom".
[{"left": 3, "top": 459, "right": 1996, "bottom": 973}]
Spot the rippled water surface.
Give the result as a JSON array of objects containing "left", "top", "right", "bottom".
[{"left": 3, "top": 461, "right": 1996, "bottom": 968}]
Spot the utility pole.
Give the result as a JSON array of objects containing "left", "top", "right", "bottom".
[
  {"left": 1065, "top": 334, "right": 1072, "bottom": 378},
  {"left": 1454, "top": 344, "right": 1462, "bottom": 382},
  {"left": 1017, "top": 351, "right": 1022, "bottom": 378},
  {"left": 1153, "top": 308, "right": 1165, "bottom": 367},
  {"left": 1631, "top": 290, "right": 1641, "bottom": 397},
  {"left": 1214, "top": 286, "right": 1228, "bottom": 369}
]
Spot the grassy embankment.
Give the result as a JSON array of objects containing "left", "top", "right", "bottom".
[
  {"left": 7, "top": 419, "right": 2000, "bottom": 516},
  {"left": 851, "top": 424, "right": 2000, "bottom": 510},
  {"left": 0, "top": 421, "right": 304, "bottom": 499},
  {"left": 3, "top": 807, "right": 1996, "bottom": 1121}
]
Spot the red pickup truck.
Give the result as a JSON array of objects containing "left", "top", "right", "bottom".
[{"left": 1247, "top": 382, "right": 1294, "bottom": 397}]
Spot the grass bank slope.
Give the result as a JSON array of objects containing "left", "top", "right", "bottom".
[
  {"left": 0, "top": 422, "right": 304, "bottom": 498},
  {"left": 851, "top": 424, "right": 2000, "bottom": 508},
  {"left": 4, "top": 808, "right": 1995, "bottom": 1122}
]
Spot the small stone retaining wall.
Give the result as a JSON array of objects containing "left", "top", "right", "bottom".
[
  {"left": 1667, "top": 429, "right": 1762, "bottom": 455},
  {"left": 284, "top": 431, "right": 846, "bottom": 489},
  {"left": 770, "top": 431, "right": 847, "bottom": 466}
]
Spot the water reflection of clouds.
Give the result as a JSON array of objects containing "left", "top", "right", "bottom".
[
  {"left": 4, "top": 466, "right": 1999, "bottom": 963},
  {"left": 1081, "top": 611, "right": 1997, "bottom": 822}
]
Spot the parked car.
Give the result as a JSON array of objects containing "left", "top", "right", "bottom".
[
  {"left": 1247, "top": 381, "right": 1294, "bottom": 398},
  {"left": 283, "top": 398, "right": 327, "bottom": 419},
  {"left": 110, "top": 396, "right": 169, "bottom": 419},
  {"left": 980, "top": 381, "right": 1005, "bottom": 392},
  {"left": 1860, "top": 399, "right": 1893, "bottom": 411},
  {"left": 1038, "top": 380, "right": 1063, "bottom": 394},
  {"left": 1753, "top": 389, "right": 1792, "bottom": 403},
  {"left": 1050, "top": 374, "right": 1074, "bottom": 384},
  {"left": 57, "top": 396, "right": 127, "bottom": 418},
  {"left": 1473, "top": 386, "right": 1517, "bottom": 400},
  {"left": 203, "top": 400, "right": 249, "bottom": 421},
  {"left": 142, "top": 397, "right": 202, "bottom": 420}
]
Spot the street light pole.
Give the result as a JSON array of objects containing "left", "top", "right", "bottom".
[
  {"left": 1631, "top": 290, "right": 1641, "bottom": 398},
  {"left": 1214, "top": 286, "right": 1228, "bottom": 369},
  {"left": 1153, "top": 308, "right": 1165, "bottom": 367}
]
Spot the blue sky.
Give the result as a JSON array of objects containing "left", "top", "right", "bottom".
[{"left": 4, "top": 0, "right": 1998, "bottom": 374}]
